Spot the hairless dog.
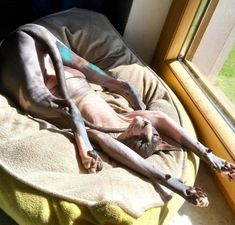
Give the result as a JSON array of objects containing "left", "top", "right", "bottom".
[{"left": 0, "top": 24, "right": 234, "bottom": 207}]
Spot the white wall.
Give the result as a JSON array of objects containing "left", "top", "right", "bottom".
[{"left": 123, "top": 0, "right": 172, "bottom": 64}]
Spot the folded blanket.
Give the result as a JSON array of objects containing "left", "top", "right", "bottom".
[{"left": 0, "top": 8, "right": 189, "bottom": 220}]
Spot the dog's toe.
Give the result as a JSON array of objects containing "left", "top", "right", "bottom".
[
  {"left": 87, "top": 150, "right": 103, "bottom": 173},
  {"left": 186, "top": 187, "right": 209, "bottom": 207}
]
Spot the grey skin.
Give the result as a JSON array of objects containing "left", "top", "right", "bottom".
[{"left": 0, "top": 24, "right": 234, "bottom": 207}]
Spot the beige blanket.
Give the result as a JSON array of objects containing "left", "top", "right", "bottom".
[{"left": 0, "top": 9, "right": 186, "bottom": 217}]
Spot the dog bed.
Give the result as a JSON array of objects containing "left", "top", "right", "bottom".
[{"left": 0, "top": 8, "right": 199, "bottom": 225}]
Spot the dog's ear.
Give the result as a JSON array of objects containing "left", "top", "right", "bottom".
[{"left": 155, "top": 138, "right": 180, "bottom": 152}]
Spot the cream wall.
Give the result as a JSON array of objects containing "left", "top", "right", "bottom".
[{"left": 123, "top": 0, "right": 172, "bottom": 64}]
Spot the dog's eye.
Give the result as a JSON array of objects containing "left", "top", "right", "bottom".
[{"left": 138, "top": 139, "right": 147, "bottom": 148}]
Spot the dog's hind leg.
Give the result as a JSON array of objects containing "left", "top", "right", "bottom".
[{"left": 55, "top": 40, "right": 146, "bottom": 110}]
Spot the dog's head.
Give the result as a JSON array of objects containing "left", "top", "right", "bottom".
[{"left": 122, "top": 128, "right": 178, "bottom": 158}]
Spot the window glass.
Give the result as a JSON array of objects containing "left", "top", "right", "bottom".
[{"left": 180, "top": 0, "right": 235, "bottom": 128}]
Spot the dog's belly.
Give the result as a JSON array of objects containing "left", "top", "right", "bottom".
[
  {"left": 45, "top": 62, "right": 94, "bottom": 101},
  {"left": 44, "top": 60, "right": 128, "bottom": 128}
]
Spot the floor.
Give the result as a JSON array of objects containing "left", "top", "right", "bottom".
[
  {"left": 169, "top": 162, "right": 235, "bottom": 225},
  {"left": 0, "top": 163, "right": 234, "bottom": 225}
]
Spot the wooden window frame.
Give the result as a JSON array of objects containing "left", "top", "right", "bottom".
[{"left": 151, "top": 0, "right": 235, "bottom": 212}]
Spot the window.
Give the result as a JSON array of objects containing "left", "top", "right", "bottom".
[
  {"left": 181, "top": 0, "right": 235, "bottom": 129},
  {"left": 151, "top": 0, "right": 235, "bottom": 212}
]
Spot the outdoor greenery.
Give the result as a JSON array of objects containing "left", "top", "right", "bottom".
[{"left": 216, "top": 44, "right": 235, "bottom": 104}]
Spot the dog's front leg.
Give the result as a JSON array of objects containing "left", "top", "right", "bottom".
[
  {"left": 87, "top": 130, "right": 209, "bottom": 206},
  {"left": 55, "top": 40, "right": 146, "bottom": 110},
  {"left": 150, "top": 111, "right": 235, "bottom": 181}
]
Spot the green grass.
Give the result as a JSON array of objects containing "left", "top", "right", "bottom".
[{"left": 216, "top": 44, "right": 235, "bottom": 104}]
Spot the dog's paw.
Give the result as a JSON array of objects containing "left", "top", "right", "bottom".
[
  {"left": 74, "top": 134, "right": 103, "bottom": 173},
  {"left": 185, "top": 187, "right": 209, "bottom": 207},
  {"left": 220, "top": 161, "right": 235, "bottom": 181},
  {"left": 80, "top": 150, "right": 103, "bottom": 173},
  {"left": 87, "top": 150, "right": 103, "bottom": 173},
  {"left": 122, "top": 80, "right": 146, "bottom": 110},
  {"left": 203, "top": 152, "right": 235, "bottom": 181}
]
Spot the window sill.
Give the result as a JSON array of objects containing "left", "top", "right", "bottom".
[{"left": 160, "top": 60, "right": 235, "bottom": 211}]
